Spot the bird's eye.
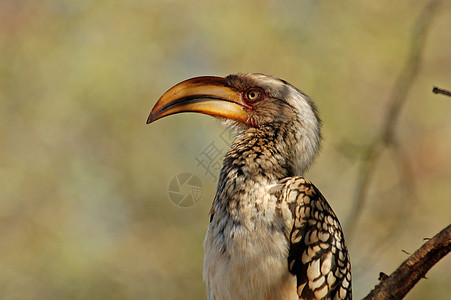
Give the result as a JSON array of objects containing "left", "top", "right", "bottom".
[
  {"left": 244, "top": 88, "right": 265, "bottom": 105},
  {"left": 248, "top": 90, "right": 259, "bottom": 100}
]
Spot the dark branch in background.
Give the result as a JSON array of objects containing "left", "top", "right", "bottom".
[
  {"left": 433, "top": 86, "right": 451, "bottom": 97},
  {"left": 345, "top": 0, "right": 442, "bottom": 241},
  {"left": 363, "top": 224, "right": 451, "bottom": 300},
  {"left": 338, "top": 0, "right": 451, "bottom": 298}
]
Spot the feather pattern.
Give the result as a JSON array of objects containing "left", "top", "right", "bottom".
[{"left": 274, "top": 177, "right": 352, "bottom": 299}]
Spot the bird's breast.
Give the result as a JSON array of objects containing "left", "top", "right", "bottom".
[{"left": 203, "top": 182, "right": 298, "bottom": 300}]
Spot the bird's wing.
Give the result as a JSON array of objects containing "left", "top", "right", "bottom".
[{"left": 274, "top": 177, "right": 352, "bottom": 300}]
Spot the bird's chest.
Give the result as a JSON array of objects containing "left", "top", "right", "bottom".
[{"left": 203, "top": 185, "right": 297, "bottom": 300}]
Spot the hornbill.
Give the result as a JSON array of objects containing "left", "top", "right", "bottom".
[{"left": 147, "top": 74, "right": 352, "bottom": 300}]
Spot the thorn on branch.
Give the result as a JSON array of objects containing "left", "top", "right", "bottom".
[
  {"left": 378, "top": 272, "right": 389, "bottom": 281},
  {"left": 432, "top": 86, "right": 451, "bottom": 97}
]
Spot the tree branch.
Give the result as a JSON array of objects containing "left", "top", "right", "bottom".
[
  {"left": 362, "top": 224, "right": 451, "bottom": 300},
  {"left": 345, "top": 0, "right": 442, "bottom": 241}
]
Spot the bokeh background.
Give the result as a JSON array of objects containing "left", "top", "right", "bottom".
[{"left": 1, "top": 0, "right": 450, "bottom": 299}]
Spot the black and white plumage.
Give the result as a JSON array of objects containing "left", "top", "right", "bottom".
[{"left": 147, "top": 73, "right": 352, "bottom": 300}]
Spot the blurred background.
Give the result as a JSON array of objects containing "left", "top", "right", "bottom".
[{"left": 1, "top": 0, "right": 450, "bottom": 299}]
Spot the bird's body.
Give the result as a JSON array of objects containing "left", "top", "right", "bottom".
[
  {"left": 204, "top": 126, "right": 299, "bottom": 300},
  {"left": 148, "top": 73, "right": 352, "bottom": 299}
]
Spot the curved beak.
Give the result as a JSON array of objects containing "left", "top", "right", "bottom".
[{"left": 147, "top": 76, "right": 249, "bottom": 124}]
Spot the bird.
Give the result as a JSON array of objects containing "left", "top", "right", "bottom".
[{"left": 147, "top": 73, "right": 352, "bottom": 300}]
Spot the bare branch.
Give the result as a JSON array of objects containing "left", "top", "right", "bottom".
[
  {"left": 362, "top": 224, "right": 451, "bottom": 300},
  {"left": 432, "top": 86, "right": 451, "bottom": 97},
  {"left": 345, "top": 0, "right": 442, "bottom": 241}
]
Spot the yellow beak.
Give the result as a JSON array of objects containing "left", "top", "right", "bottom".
[{"left": 147, "top": 76, "right": 250, "bottom": 124}]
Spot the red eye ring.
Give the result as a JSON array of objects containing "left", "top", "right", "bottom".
[{"left": 243, "top": 87, "right": 266, "bottom": 106}]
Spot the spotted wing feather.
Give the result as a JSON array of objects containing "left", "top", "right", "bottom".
[{"left": 279, "top": 177, "right": 352, "bottom": 300}]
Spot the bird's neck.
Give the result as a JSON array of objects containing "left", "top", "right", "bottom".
[
  {"left": 213, "top": 123, "right": 316, "bottom": 211},
  {"left": 225, "top": 125, "right": 293, "bottom": 179}
]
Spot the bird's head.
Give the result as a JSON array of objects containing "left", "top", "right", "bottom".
[{"left": 148, "top": 73, "right": 321, "bottom": 174}]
